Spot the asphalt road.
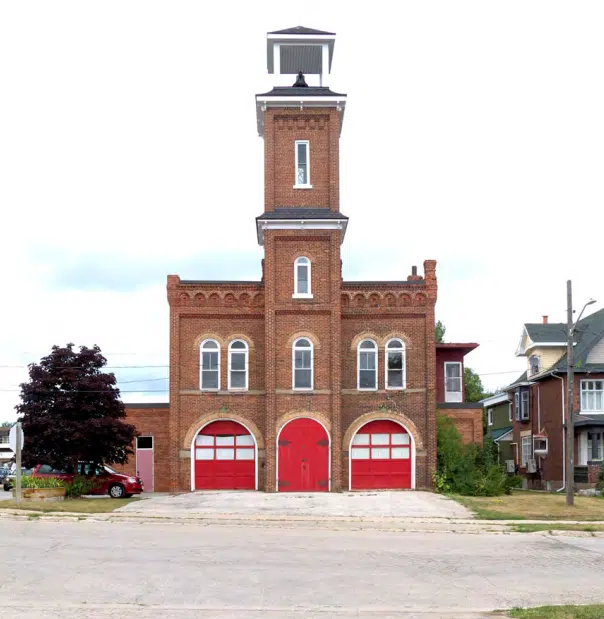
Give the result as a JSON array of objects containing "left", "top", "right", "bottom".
[{"left": 1, "top": 519, "right": 603, "bottom": 619}]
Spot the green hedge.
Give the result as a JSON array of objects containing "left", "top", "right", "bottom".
[
  {"left": 435, "top": 414, "right": 521, "bottom": 496},
  {"left": 20, "top": 476, "right": 65, "bottom": 489}
]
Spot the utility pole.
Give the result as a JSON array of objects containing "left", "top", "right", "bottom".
[
  {"left": 566, "top": 280, "right": 575, "bottom": 507},
  {"left": 15, "top": 422, "right": 22, "bottom": 507}
]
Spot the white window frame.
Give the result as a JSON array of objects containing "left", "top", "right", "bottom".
[
  {"left": 580, "top": 380, "right": 604, "bottom": 413},
  {"left": 514, "top": 392, "right": 520, "bottom": 420},
  {"left": 385, "top": 338, "right": 406, "bottom": 390},
  {"left": 508, "top": 403, "right": 513, "bottom": 422},
  {"left": 587, "top": 431, "right": 604, "bottom": 461},
  {"left": 293, "top": 140, "right": 312, "bottom": 189},
  {"left": 293, "top": 256, "right": 313, "bottom": 299},
  {"left": 487, "top": 408, "right": 493, "bottom": 426},
  {"left": 292, "top": 337, "right": 313, "bottom": 391},
  {"left": 521, "top": 435, "right": 532, "bottom": 467},
  {"left": 200, "top": 339, "right": 220, "bottom": 391},
  {"left": 533, "top": 437, "right": 548, "bottom": 455},
  {"left": 357, "top": 339, "right": 378, "bottom": 391},
  {"left": 444, "top": 362, "right": 463, "bottom": 402},
  {"left": 228, "top": 340, "right": 248, "bottom": 391},
  {"left": 521, "top": 390, "right": 530, "bottom": 420}
]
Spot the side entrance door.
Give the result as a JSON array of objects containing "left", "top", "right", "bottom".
[
  {"left": 277, "top": 418, "right": 329, "bottom": 492},
  {"left": 136, "top": 436, "right": 154, "bottom": 492}
]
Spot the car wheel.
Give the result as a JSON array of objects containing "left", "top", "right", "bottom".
[
  {"left": 3, "top": 484, "right": 10, "bottom": 492},
  {"left": 108, "top": 484, "right": 126, "bottom": 499}
]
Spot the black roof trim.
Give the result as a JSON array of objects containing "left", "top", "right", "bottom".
[
  {"left": 269, "top": 26, "right": 335, "bottom": 36},
  {"left": 257, "top": 86, "right": 346, "bottom": 98},
  {"left": 342, "top": 280, "right": 425, "bottom": 286},
  {"left": 124, "top": 403, "right": 169, "bottom": 409},
  {"left": 257, "top": 207, "right": 348, "bottom": 221}
]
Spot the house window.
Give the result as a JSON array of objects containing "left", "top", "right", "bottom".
[
  {"left": 293, "top": 257, "right": 312, "bottom": 298},
  {"left": 444, "top": 362, "right": 462, "bottom": 402},
  {"left": 587, "top": 432, "right": 604, "bottom": 461},
  {"left": 293, "top": 337, "right": 313, "bottom": 390},
  {"left": 385, "top": 339, "right": 406, "bottom": 389},
  {"left": 294, "top": 140, "right": 311, "bottom": 188},
  {"left": 529, "top": 355, "right": 540, "bottom": 376},
  {"left": 358, "top": 339, "right": 377, "bottom": 390},
  {"left": 533, "top": 437, "right": 548, "bottom": 454},
  {"left": 508, "top": 403, "right": 513, "bottom": 422},
  {"left": 521, "top": 436, "right": 532, "bottom": 467},
  {"left": 514, "top": 392, "right": 520, "bottom": 421},
  {"left": 487, "top": 408, "right": 493, "bottom": 426},
  {"left": 228, "top": 340, "right": 248, "bottom": 390},
  {"left": 200, "top": 339, "right": 220, "bottom": 390},
  {"left": 521, "top": 391, "right": 530, "bottom": 420},
  {"left": 581, "top": 380, "right": 604, "bottom": 412}
]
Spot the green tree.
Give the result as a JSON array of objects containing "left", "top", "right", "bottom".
[
  {"left": 0, "top": 421, "right": 13, "bottom": 427},
  {"left": 17, "top": 344, "right": 137, "bottom": 470},
  {"left": 464, "top": 367, "right": 492, "bottom": 403},
  {"left": 435, "top": 320, "right": 446, "bottom": 343}
]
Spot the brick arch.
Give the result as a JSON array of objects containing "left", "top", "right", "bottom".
[
  {"left": 398, "top": 293, "right": 412, "bottom": 307},
  {"left": 225, "top": 333, "right": 255, "bottom": 349},
  {"left": 292, "top": 249, "right": 317, "bottom": 262},
  {"left": 350, "top": 332, "right": 381, "bottom": 351},
  {"left": 275, "top": 410, "right": 332, "bottom": 436},
  {"left": 381, "top": 332, "right": 413, "bottom": 349},
  {"left": 183, "top": 412, "right": 264, "bottom": 450},
  {"left": 342, "top": 411, "right": 423, "bottom": 451},
  {"left": 193, "top": 332, "right": 226, "bottom": 349},
  {"left": 286, "top": 331, "right": 321, "bottom": 349},
  {"left": 353, "top": 293, "right": 366, "bottom": 307},
  {"left": 414, "top": 292, "right": 427, "bottom": 306}
]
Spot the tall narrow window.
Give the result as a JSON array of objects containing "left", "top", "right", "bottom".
[
  {"left": 294, "top": 256, "right": 312, "bottom": 298},
  {"left": 385, "top": 339, "right": 405, "bottom": 389},
  {"left": 294, "top": 140, "right": 311, "bottom": 188},
  {"left": 228, "top": 340, "right": 248, "bottom": 390},
  {"left": 487, "top": 409, "right": 493, "bottom": 426},
  {"left": 444, "top": 362, "right": 462, "bottom": 402},
  {"left": 200, "top": 339, "right": 220, "bottom": 390},
  {"left": 521, "top": 436, "right": 532, "bottom": 467},
  {"left": 358, "top": 340, "right": 377, "bottom": 390},
  {"left": 521, "top": 390, "right": 530, "bottom": 420},
  {"left": 293, "top": 337, "right": 313, "bottom": 390}
]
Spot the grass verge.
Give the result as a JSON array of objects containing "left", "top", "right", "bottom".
[
  {"left": 509, "top": 523, "right": 604, "bottom": 533},
  {"left": 0, "top": 497, "right": 139, "bottom": 513},
  {"left": 507, "top": 604, "right": 604, "bottom": 618},
  {"left": 451, "top": 491, "right": 604, "bottom": 521}
]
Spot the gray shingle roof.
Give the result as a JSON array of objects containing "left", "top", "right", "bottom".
[
  {"left": 257, "top": 208, "right": 348, "bottom": 220},
  {"left": 506, "top": 370, "right": 528, "bottom": 389},
  {"left": 269, "top": 26, "right": 335, "bottom": 36},
  {"left": 256, "top": 86, "right": 346, "bottom": 98},
  {"left": 525, "top": 323, "right": 567, "bottom": 343},
  {"left": 489, "top": 426, "right": 513, "bottom": 441}
]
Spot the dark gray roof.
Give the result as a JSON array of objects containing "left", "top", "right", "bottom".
[
  {"left": 342, "top": 280, "right": 425, "bottom": 286},
  {"left": 257, "top": 86, "right": 346, "bottom": 98},
  {"left": 506, "top": 370, "right": 528, "bottom": 389},
  {"left": 574, "top": 413, "right": 604, "bottom": 427},
  {"left": 180, "top": 280, "right": 262, "bottom": 285},
  {"left": 489, "top": 426, "right": 513, "bottom": 441},
  {"left": 269, "top": 26, "right": 335, "bottom": 36},
  {"left": 257, "top": 208, "right": 348, "bottom": 220},
  {"left": 549, "top": 309, "right": 604, "bottom": 373},
  {"left": 525, "top": 323, "right": 567, "bottom": 343}
]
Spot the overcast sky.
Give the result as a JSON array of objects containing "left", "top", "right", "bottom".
[{"left": 1, "top": 1, "right": 603, "bottom": 421}]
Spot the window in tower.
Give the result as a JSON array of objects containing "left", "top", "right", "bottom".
[
  {"left": 294, "top": 140, "right": 311, "bottom": 188},
  {"left": 293, "top": 256, "right": 312, "bottom": 298}
]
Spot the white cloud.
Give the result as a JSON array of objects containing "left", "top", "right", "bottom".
[{"left": 1, "top": 1, "right": 603, "bottom": 419}]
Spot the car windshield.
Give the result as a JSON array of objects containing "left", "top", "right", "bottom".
[{"left": 103, "top": 465, "right": 118, "bottom": 474}]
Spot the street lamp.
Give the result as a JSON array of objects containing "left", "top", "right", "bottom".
[{"left": 566, "top": 281, "right": 596, "bottom": 507}]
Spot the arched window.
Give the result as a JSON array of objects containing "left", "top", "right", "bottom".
[
  {"left": 200, "top": 339, "right": 220, "bottom": 390},
  {"left": 228, "top": 340, "right": 248, "bottom": 390},
  {"left": 385, "top": 339, "right": 406, "bottom": 389},
  {"left": 293, "top": 257, "right": 312, "bottom": 298},
  {"left": 358, "top": 339, "right": 378, "bottom": 390},
  {"left": 293, "top": 337, "right": 313, "bottom": 390}
]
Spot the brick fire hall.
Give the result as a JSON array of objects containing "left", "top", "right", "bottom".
[{"left": 121, "top": 27, "right": 482, "bottom": 493}]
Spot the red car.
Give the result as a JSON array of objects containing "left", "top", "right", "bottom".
[{"left": 32, "top": 463, "right": 143, "bottom": 498}]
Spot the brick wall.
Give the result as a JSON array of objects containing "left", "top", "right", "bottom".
[{"left": 439, "top": 407, "right": 483, "bottom": 445}]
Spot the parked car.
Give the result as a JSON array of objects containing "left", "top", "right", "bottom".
[
  {"left": 0, "top": 467, "right": 11, "bottom": 484},
  {"left": 3, "top": 468, "right": 32, "bottom": 491},
  {"left": 31, "top": 463, "right": 143, "bottom": 499}
]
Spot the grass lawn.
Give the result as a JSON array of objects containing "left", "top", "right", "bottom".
[
  {"left": 452, "top": 490, "right": 604, "bottom": 521},
  {"left": 0, "top": 497, "right": 139, "bottom": 513},
  {"left": 509, "top": 523, "right": 604, "bottom": 533},
  {"left": 507, "top": 605, "right": 604, "bottom": 618}
]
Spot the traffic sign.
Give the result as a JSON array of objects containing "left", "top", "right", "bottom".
[{"left": 8, "top": 424, "right": 24, "bottom": 452}]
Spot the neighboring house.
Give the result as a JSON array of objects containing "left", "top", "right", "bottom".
[
  {"left": 117, "top": 26, "right": 482, "bottom": 494},
  {"left": 482, "top": 392, "right": 513, "bottom": 466},
  {"left": 505, "top": 311, "right": 604, "bottom": 489},
  {"left": 436, "top": 344, "right": 483, "bottom": 444},
  {"left": 0, "top": 426, "right": 14, "bottom": 465}
]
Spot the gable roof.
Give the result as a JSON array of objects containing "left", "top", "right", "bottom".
[
  {"left": 524, "top": 323, "right": 567, "bottom": 344},
  {"left": 490, "top": 426, "right": 513, "bottom": 442},
  {"left": 268, "top": 26, "right": 335, "bottom": 36}
]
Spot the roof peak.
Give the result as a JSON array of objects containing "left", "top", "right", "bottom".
[{"left": 268, "top": 26, "right": 335, "bottom": 36}]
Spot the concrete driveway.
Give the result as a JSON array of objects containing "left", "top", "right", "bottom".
[{"left": 118, "top": 490, "right": 472, "bottom": 519}]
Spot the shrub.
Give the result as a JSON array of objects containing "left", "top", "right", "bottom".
[
  {"left": 597, "top": 462, "right": 604, "bottom": 495},
  {"left": 20, "top": 476, "right": 64, "bottom": 489},
  {"left": 64, "top": 475, "right": 96, "bottom": 498},
  {"left": 435, "top": 414, "right": 513, "bottom": 497}
]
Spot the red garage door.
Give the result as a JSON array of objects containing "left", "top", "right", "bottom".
[
  {"left": 351, "top": 420, "right": 412, "bottom": 490},
  {"left": 278, "top": 418, "right": 329, "bottom": 492},
  {"left": 194, "top": 420, "right": 256, "bottom": 490}
]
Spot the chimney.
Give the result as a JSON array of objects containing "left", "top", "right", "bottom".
[
  {"left": 542, "top": 315, "right": 549, "bottom": 324},
  {"left": 412, "top": 266, "right": 417, "bottom": 276},
  {"left": 407, "top": 265, "right": 422, "bottom": 281}
]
